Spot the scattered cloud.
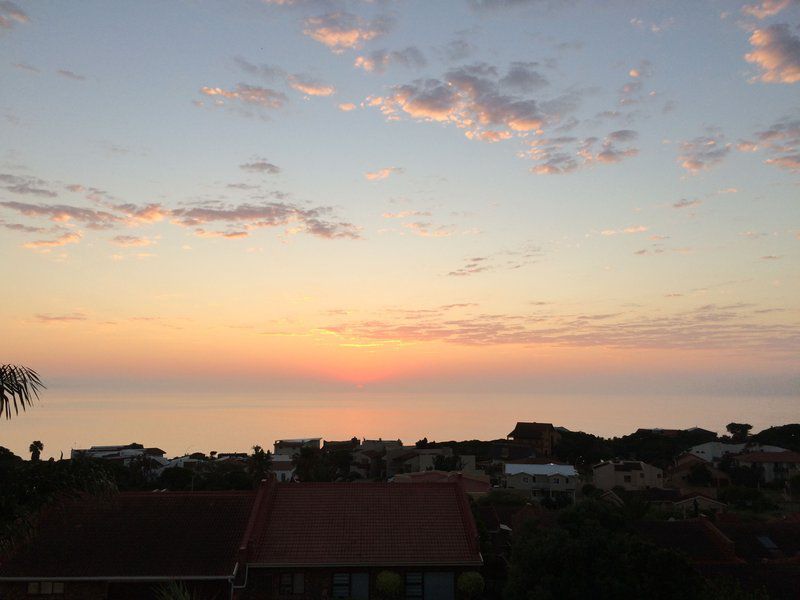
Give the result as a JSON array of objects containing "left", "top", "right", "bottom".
[
  {"left": 678, "top": 129, "right": 732, "bottom": 173},
  {"left": 23, "top": 231, "right": 82, "bottom": 249},
  {"left": 630, "top": 16, "right": 675, "bottom": 34},
  {"left": 13, "top": 62, "right": 38, "bottom": 73},
  {"left": 673, "top": 198, "right": 702, "bottom": 209},
  {"left": 240, "top": 158, "right": 281, "bottom": 174},
  {"left": 528, "top": 130, "right": 639, "bottom": 174},
  {"left": 382, "top": 210, "right": 431, "bottom": 219},
  {"left": 199, "top": 84, "right": 287, "bottom": 109},
  {"left": 745, "top": 23, "right": 800, "bottom": 84},
  {"left": 110, "top": 235, "right": 155, "bottom": 247},
  {"left": 338, "top": 102, "right": 357, "bottom": 112},
  {"left": 740, "top": 118, "right": 800, "bottom": 172},
  {"left": 56, "top": 69, "right": 86, "bottom": 81},
  {"left": 448, "top": 245, "right": 541, "bottom": 276},
  {"left": 0, "top": 173, "right": 58, "bottom": 198},
  {"left": 287, "top": 74, "right": 335, "bottom": 96},
  {"left": 302, "top": 12, "right": 391, "bottom": 53},
  {"left": 1, "top": 201, "right": 120, "bottom": 229},
  {"left": 402, "top": 221, "right": 454, "bottom": 238},
  {"left": 354, "top": 47, "right": 427, "bottom": 74},
  {"left": 364, "top": 167, "right": 403, "bottom": 181},
  {"left": 35, "top": 312, "right": 87, "bottom": 323},
  {"left": 600, "top": 225, "right": 649, "bottom": 236},
  {"left": 742, "top": 0, "right": 798, "bottom": 19},
  {"left": 0, "top": 1, "right": 28, "bottom": 30}
]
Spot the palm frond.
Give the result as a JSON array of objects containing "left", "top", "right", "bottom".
[{"left": 0, "top": 365, "right": 45, "bottom": 420}]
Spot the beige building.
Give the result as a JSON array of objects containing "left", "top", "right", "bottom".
[
  {"left": 505, "top": 463, "right": 579, "bottom": 499},
  {"left": 592, "top": 460, "right": 663, "bottom": 491}
]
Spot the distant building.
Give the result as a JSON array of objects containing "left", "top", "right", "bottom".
[
  {"left": 489, "top": 439, "right": 536, "bottom": 462},
  {"left": 592, "top": 460, "right": 663, "bottom": 491},
  {"left": 391, "top": 470, "right": 491, "bottom": 498},
  {"left": 70, "top": 443, "right": 167, "bottom": 467},
  {"left": 273, "top": 438, "right": 320, "bottom": 458},
  {"left": 272, "top": 457, "right": 295, "bottom": 482},
  {"left": 507, "top": 422, "right": 561, "bottom": 457},
  {"left": 688, "top": 442, "right": 790, "bottom": 465},
  {"left": 504, "top": 462, "right": 579, "bottom": 500},
  {"left": 732, "top": 451, "right": 800, "bottom": 484},
  {"left": 322, "top": 437, "right": 360, "bottom": 452}
]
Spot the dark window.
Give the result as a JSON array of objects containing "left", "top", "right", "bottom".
[
  {"left": 406, "top": 572, "right": 423, "bottom": 599},
  {"left": 333, "top": 573, "right": 350, "bottom": 598},
  {"left": 293, "top": 573, "right": 304, "bottom": 595},
  {"left": 624, "top": 475, "right": 631, "bottom": 483},
  {"left": 280, "top": 573, "right": 303, "bottom": 595},
  {"left": 280, "top": 573, "right": 292, "bottom": 594}
]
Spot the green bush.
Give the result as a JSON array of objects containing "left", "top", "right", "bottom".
[
  {"left": 375, "top": 570, "right": 402, "bottom": 600},
  {"left": 457, "top": 571, "right": 484, "bottom": 599}
]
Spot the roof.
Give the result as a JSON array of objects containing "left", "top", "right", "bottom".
[
  {"left": 250, "top": 481, "right": 481, "bottom": 567},
  {"left": 507, "top": 422, "right": 555, "bottom": 439},
  {"left": 593, "top": 460, "right": 653, "bottom": 471},
  {"left": 391, "top": 471, "right": 491, "bottom": 494},
  {"left": 504, "top": 463, "right": 578, "bottom": 477},
  {"left": 734, "top": 451, "right": 800, "bottom": 463},
  {"left": 0, "top": 491, "right": 256, "bottom": 579},
  {"left": 634, "top": 519, "right": 743, "bottom": 566},
  {"left": 716, "top": 521, "right": 800, "bottom": 562}
]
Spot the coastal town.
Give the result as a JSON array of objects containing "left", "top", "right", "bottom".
[{"left": 1, "top": 421, "right": 798, "bottom": 599}]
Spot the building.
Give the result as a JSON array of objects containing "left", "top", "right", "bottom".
[
  {"left": 273, "top": 438, "right": 321, "bottom": 458},
  {"left": 391, "top": 470, "right": 492, "bottom": 498},
  {"left": 667, "top": 453, "right": 731, "bottom": 491},
  {"left": 506, "top": 422, "right": 560, "bottom": 457},
  {"left": 272, "top": 457, "right": 295, "bottom": 482},
  {"left": 0, "top": 479, "right": 482, "bottom": 600},
  {"left": 70, "top": 443, "right": 167, "bottom": 465},
  {"left": 592, "top": 460, "right": 663, "bottom": 491},
  {"left": 687, "top": 442, "right": 788, "bottom": 465},
  {"left": 732, "top": 451, "right": 800, "bottom": 484},
  {"left": 504, "top": 461, "right": 579, "bottom": 500}
]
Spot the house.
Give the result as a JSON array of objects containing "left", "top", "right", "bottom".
[
  {"left": 70, "top": 443, "right": 167, "bottom": 467},
  {"left": 0, "top": 490, "right": 257, "bottom": 599},
  {"left": 322, "top": 437, "right": 361, "bottom": 452},
  {"left": 507, "top": 422, "right": 560, "bottom": 457},
  {"left": 238, "top": 479, "right": 482, "bottom": 599},
  {"left": 668, "top": 453, "right": 731, "bottom": 490},
  {"left": 504, "top": 461, "right": 579, "bottom": 500},
  {"left": 732, "top": 451, "right": 800, "bottom": 484},
  {"left": 489, "top": 439, "right": 536, "bottom": 462},
  {"left": 0, "top": 479, "right": 482, "bottom": 600},
  {"left": 592, "top": 460, "right": 663, "bottom": 491},
  {"left": 272, "top": 457, "right": 295, "bottom": 482},
  {"left": 687, "top": 442, "right": 788, "bottom": 465},
  {"left": 273, "top": 438, "right": 321, "bottom": 458},
  {"left": 391, "top": 470, "right": 491, "bottom": 498}
]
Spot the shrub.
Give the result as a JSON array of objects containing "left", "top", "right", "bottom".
[
  {"left": 457, "top": 571, "right": 484, "bottom": 599},
  {"left": 375, "top": 570, "right": 402, "bottom": 600}
]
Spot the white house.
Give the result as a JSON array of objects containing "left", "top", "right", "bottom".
[
  {"left": 592, "top": 460, "right": 663, "bottom": 491},
  {"left": 504, "top": 463, "right": 579, "bottom": 499}
]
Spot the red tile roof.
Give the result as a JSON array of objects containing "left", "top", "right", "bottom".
[
  {"left": 391, "top": 471, "right": 491, "bottom": 494},
  {"left": 634, "top": 519, "right": 743, "bottom": 566},
  {"left": 0, "top": 491, "right": 256, "bottom": 579},
  {"left": 250, "top": 481, "right": 481, "bottom": 567},
  {"left": 735, "top": 451, "right": 800, "bottom": 463}
]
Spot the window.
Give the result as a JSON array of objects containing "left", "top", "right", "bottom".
[
  {"left": 279, "top": 573, "right": 304, "bottom": 595},
  {"left": 553, "top": 478, "right": 560, "bottom": 484},
  {"left": 333, "top": 574, "right": 350, "bottom": 598},
  {"left": 405, "top": 572, "right": 423, "bottom": 599},
  {"left": 26, "top": 582, "right": 64, "bottom": 595},
  {"left": 624, "top": 475, "right": 631, "bottom": 483}
]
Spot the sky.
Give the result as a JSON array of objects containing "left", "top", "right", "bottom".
[{"left": 1, "top": 0, "right": 799, "bottom": 456}]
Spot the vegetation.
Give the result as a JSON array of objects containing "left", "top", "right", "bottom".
[
  {"left": 457, "top": 571, "right": 484, "bottom": 599},
  {"left": 375, "top": 570, "right": 402, "bottom": 600},
  {"left": 0, "top": 364, "right": 44, "bottom": 420},
  {"left": 752, "top": 424, "right": 800, "bottom": 452}
]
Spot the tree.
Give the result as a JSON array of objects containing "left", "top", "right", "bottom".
[
  {"left": 29, "top": 441, "right": 43, "bottom": 462},
  {"left": 248, "top": 445, "right": 273, "bottom": 485},
  {"left": 0, "top": 365, "right": 44, "bottom": 420},
  {"left": 687, "top": 463, "right": 713, "bottom": 487},
  {"left": 726, "top": 423, "right": 752, "bottom": 444}
]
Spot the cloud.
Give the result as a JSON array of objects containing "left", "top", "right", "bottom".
[
  {"left": 338, "top": 102, "right": 357, "bottom": 112},
  {"left": 1, "top": 201, "right": 121, "bottom": 229},
  {"left": 56, "top": 69, "right": 86, "bottom": 81},
  {"left": 673, "top": 198, "right": 702, "bottom": 209},
  {"left": 171, "top": 202, "right": 360, "bottom": 240},
  {"left": 110, "top": 235, "right": 155, "bottom": 247},
  {"left": 199, "top": 84, "right": 287, "bottom": 109},
  {"left": 499, "top": 62, "right": 549, "bottom": 92},
  {"left": 402, "top": 221, "right": 454, "bottom": 238},
  {"left": 745, "top": 24, "right": 800, "bottom": 84},
  {"left": 302, "top": 12, "right": 391, "bottom": 53},
  {"left": 194, "top": 228, "right": 249, "bottom": 239},
  {"left": 287, "top": 74, "right": 335, "bottom": 96},
  {"left": 742, "top": 0, "right": 798, "bottom": 19},
  {"left": 527, "top": 131, "right": 638, "bottom": 174},
  {"left": 382, "top": 210, "right": 431, "bottom": 218},
  {"left": 0, "top": 173, "right": 58, "bottom": 198},
  {"left": 761, "top": 254, "right": 782, "bottom": 260},
  {"left": 0, "top": 1, "right": 28, "bottom": 30},
  {"left": 678, "top": 130, "right": 732, "bottom": 173},
  {"left": 742, "top": 118, "right": 800, "bottom": 172},
  {"left": 35, "top": 312, "right": 87, "bottom": 323},
  {"left": 354, "top": 47, "right": 427, "bottom": 74},
  {"left": 364, "top": 167, "right": 403, "bottom": 181},
  {"left": 448, "top": 245, "right": 541, "bottom": 276},
  {"left": 13, "top": 62, "right": 38, "bottom": 73},
  {"left": 630, "top": 16, "right": 675, "bottom": 34},
  {"left": 240, "top": 159, "right": 281, "bottom": 174},
  {"left": 23, "top": 231, "right": 82, "bottom": 249}
]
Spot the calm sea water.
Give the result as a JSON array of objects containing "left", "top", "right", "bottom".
[{"left": 2, "top": 390, "right": 798, "bottom": 459}]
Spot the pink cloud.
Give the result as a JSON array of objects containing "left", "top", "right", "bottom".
[{"left": 745, "top": 24, "right": 800, "bottom": 84}]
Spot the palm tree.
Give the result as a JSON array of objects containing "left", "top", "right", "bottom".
[
  {"left": 0, "top": 364, "right": 45, "bottom": 420},
  {"left": 29, "top": 440, "right": 43, "bottom": 461}
]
